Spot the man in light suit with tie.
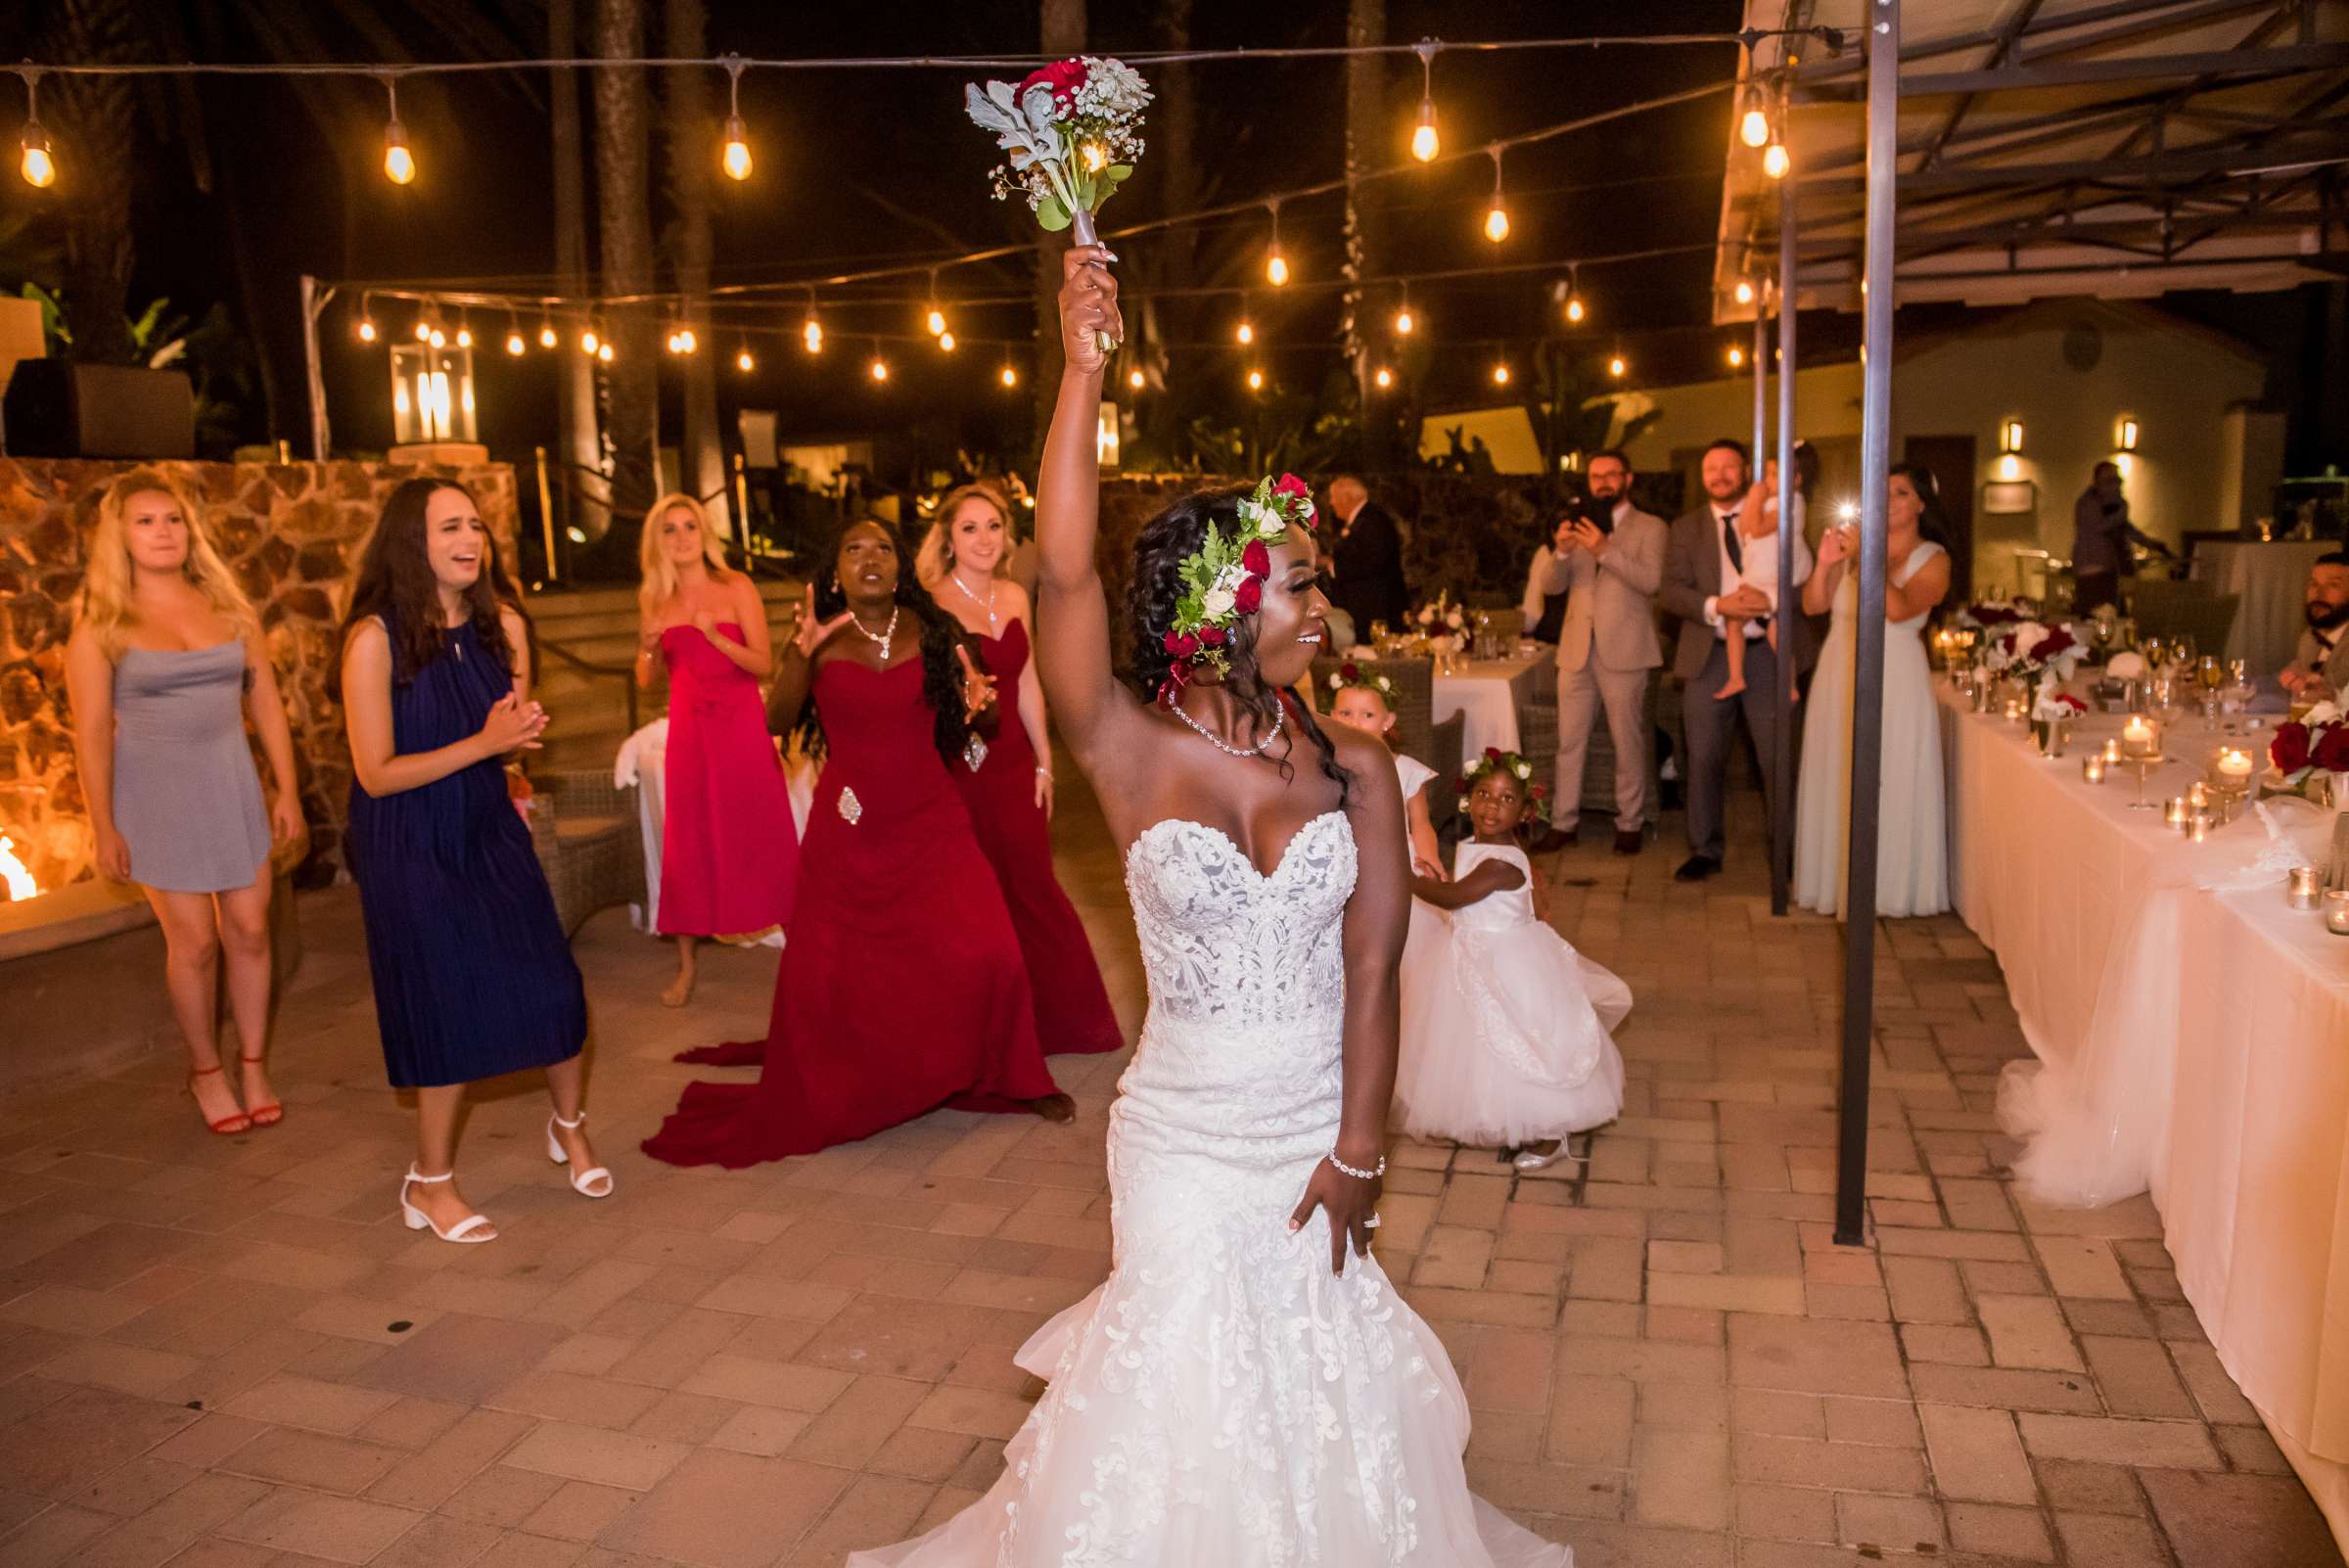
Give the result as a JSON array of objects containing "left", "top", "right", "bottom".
[
  {"left": 1658, "top": 438, "right": 1815, "bottom": 882},
  {"left": 1538, "top": 450, "right": 1666, "bottom": 854}
]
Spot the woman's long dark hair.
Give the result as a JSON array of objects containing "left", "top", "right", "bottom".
[
  {"left": 329, "top": 478, "right": 516, "bottom": 696},
  {"left": 1891, "top": 461, "right": 1957, "bottom": 553},
  {"left": 793, "top": 517, "right": 975, "bottom": 768},
  {"left": 1126, "top": 487, "right": 1352, "bottom": 807}
]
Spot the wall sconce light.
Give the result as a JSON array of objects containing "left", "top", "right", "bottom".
[
  {"left": 2000, "top": 418, "right": 2023, "bottom": 454},
  {"left": 1996, "top": 453, "right": 2022, "bottom": 482},
  {"left": 2116, "top": 417, "right": 2140, "bottom": 452}
]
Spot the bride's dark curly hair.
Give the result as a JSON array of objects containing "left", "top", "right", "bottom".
[
  {"left": 793, "top": 517, "right": 979, "bottom": 768},
  {"left": 1126, "top": 487, "right": 1352, "bottom": 807}
]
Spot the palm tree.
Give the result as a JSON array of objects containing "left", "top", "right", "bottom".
[
  {"left": 664, "top": 0, "right": 727, "bottom": 544},
  {"left": 593, "top": 0, "right": 660, "bottom": 542}
]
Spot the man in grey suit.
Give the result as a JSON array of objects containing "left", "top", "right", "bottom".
[
  {"left": 1538, "top": 450, "right": 1665, "bottom": 854},
  {"left": 1658, "top": 438, "right": 1815, "bottom": 882},
  {"left": 2280, "top": 551, "right": 2349, "bottom": 700}
]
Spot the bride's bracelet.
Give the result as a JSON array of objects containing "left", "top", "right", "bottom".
[{"left": 1326, "top": 1149, "right": 1385, "bottom": 1181}]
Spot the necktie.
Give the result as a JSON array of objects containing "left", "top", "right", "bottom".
[{"left": 1721, "top": 511, "right": 1743, "bottom": 574}]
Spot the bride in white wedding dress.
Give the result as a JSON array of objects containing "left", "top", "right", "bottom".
[{"left": 849, "top": 251, "right": 1570, "bottom": 1568}]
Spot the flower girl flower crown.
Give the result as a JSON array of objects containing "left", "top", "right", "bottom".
[
  {"left": 1456, "top": 748, "right": 1552, "bottom": 822},
  {"left": 1325, "top": 661, "right": 1396, "bottom": 703},
  {"left": 1158, "top": 474, "right": 1316, "bottom": 693}
]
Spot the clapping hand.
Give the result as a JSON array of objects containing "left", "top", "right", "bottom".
[
  {"left": 793, "top": 584, "right": 857, "bottom": 661},
  {"left": 955, "top": 645, "right": 997, "bottom": 721},
  {"left": 479, "top": 692, "right": 549, "bottom": 755}
]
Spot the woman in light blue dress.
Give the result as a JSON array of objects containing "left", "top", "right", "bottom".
[{"left": 65, "top": 469, "right": 303, "bottom": 1135}]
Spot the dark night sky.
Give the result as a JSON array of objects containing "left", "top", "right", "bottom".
[{"left": 112, "top": 0, "right": 1752, "bottom": 462}]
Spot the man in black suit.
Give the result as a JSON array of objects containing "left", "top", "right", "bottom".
[
  {"left": 1657, "top": 438, "right": 1815, "bottom": 883},
  {"left": 1327, "top": 476, "right": 1409, "bottom": 636}
]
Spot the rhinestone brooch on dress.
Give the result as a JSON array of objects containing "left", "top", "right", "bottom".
[
  {"left": 963, "top": 733, "right": 989, "bottom": 773},
  {"left": 837, "top": 787, "right": 863, "bottom": 825}
]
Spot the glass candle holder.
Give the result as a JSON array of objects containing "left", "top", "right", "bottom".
[
  {"left": 2287, "top": 866, "right": 2323, "bottom": 909},
  {"left": 2082, "top": 757, "right": 2106, "bottom": 784},
  {"left": 2326, "top": 890, "right": 2349, "bottom": 937},
  {"left": 2120, "top": 714, "right": 2159, "bottom": 759},
  {"left": 2164, "top": 796, "right": 2191, "bottom": 827},
  {"left": 2101, "top": 737, "right": 2123, "bottom": 765},
  {"left": 2187, "top": 811, "right": 2214, "bottom": 843}
]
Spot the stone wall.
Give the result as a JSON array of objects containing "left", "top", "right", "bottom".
[{"left": 0, "top": 459, "right": 518, "bottom": 893}]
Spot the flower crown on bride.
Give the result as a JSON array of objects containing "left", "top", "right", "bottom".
[{"left": 1157, "top": 473, "right": 1316, "bottom": 695}]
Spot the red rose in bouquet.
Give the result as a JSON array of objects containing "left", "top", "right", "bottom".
[
  {"left": 2035, "top": 627, "right": 2077, "bottom": 661},
  {"left": 2313, "top": 725, "right": 2349, "bottom": 772},
  {"left": 2272, "top": 722, "right": 2312, "bottom": 776},
  {"left": 1233, "top": 577, "right": 1263, "bottom": 615},
  {"left": 1272, "top": 474, "right": 1311, "bottom": 502},
  {"left": 1241, "top": 538, "right": 1271, "bottom": 578},
  {"left": 1018, "top": 59, "right": 1088, "bottom": 105}
]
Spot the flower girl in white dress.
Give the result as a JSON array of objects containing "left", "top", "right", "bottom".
[{"left": 1396, "top": 750, "right": 1632, "bottom": 1171}]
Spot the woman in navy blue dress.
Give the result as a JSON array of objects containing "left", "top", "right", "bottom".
[{"left": 334, "top": 478, "right": 602, "bottom": 1244}]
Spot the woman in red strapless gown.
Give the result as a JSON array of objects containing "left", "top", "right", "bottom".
[
  {"left": 919, "top": 484, "right": 1122, "bottom": 1057},
  {"left": 641, "top": 519, "right": 1071, "bottom": 1170},
  {"left": 635, "top": 495, "right": 797, "bottom": 1007}
]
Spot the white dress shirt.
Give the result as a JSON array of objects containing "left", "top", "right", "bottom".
[{"left": 1702, "top": 494, "right": 1812, "bottom": 637}]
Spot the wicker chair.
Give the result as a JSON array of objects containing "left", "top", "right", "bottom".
[
  {"left": 527, "top": 769, "right": 645, "bottom": 936},
  {"left": 1521, "top": 671, "right": 1663, "bottom": 830}
]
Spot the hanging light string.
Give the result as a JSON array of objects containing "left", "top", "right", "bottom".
[{"left": 331, "top": 76, "right": 1737, "bottom": 315}]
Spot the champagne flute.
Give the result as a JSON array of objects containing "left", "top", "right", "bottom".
[{"left": 2196, "top": 654, "right": 2224, "bottom": 729}]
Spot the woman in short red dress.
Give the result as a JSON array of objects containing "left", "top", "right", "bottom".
[
  {"left": 633, "top": 493, "right": 797, "bottom": 1007},
  {"left": 919, "top": 483, "right": 1122, "bottom": 1057},
  {"left": 641, "top": 519, "right": 1073, "bottom": 1170}
]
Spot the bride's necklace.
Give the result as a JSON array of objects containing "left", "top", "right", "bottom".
[
  {"left": 948, "top": 570, "right": 998, "bottom": 632},
  {"left": 851, "top": 605, "right": 900, "bottom": 663},
  {"left": 1165, "top": 694, "right": 1284, "bottom": 759}
]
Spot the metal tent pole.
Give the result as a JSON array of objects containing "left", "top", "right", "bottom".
[
  {"left": 1835, "top": 0, "right": 1900, "bottom": 1249},
  {"left": 1750, "top": 299, "right": 1768, "bottom": 478},
  {"left": 1772, "top": 177, "right": 1800, "bottom": 917}
]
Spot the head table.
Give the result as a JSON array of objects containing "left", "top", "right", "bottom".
[{"left": 1936, "top": 682, "right": 2349, "bottom": 1552}]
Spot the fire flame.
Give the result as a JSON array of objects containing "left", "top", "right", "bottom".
[{"left": 0, "top": 834, "right": 35, "bottom": 901}]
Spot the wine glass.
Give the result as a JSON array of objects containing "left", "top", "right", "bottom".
[
  {"left": 2175, "top": 632, "right": 2200, "bottom": 670},
  {"left": 2195, "top": 655, "right": 2224, "bottom": 729}
]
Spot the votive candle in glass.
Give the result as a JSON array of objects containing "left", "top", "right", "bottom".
[
  {"left": 2101, "top": 737, "right": 2123, "bottom": 765},
  {"left": 2286, "top": 866, "right": 2322, "bottom": 909},
  {"left": 2121, "top": 714, "right": 2156, "bottom": 758},
  {"left": 2187, "top": 811, "right": 2214, "bottom": 843},
  {"left": 2164, "top": 796, "right": 2191, "bottom": 827},
  {"left": 2326, "top": 890, "right": 2349, "bottom": 937},
  {"left": 2082, "top": 757, "right": 2106, "bottom": 784}
]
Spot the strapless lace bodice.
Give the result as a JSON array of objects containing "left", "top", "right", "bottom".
[{"left": 1123, "top": 810, "right": 1355, "bottom": 1029}]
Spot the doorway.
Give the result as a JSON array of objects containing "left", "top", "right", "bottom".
[{"left": 1903, "top": 434, "right": 1976, "bottom": 603}]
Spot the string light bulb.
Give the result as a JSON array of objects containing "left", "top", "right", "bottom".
[
  {"left": 1738, "top": 85, "right": 1773, "bottom": 150},
  {"left": 869, "top": 352, "right": 890, "bottom": 382},
  {"left": 505, "top": 328, "right": 526, "bottom": 356},
  {"left": 597, "top": 341, "right": 613, "bottom": 363},
  {"left": 736, "top": 344, "right": 755, "bottom": 372},
  {"left": 1235, "top": 318, "right": 1255, "bottom": 346},
  {"left": 1608, "top": 352, "right": 1627, "bottom": 379},
  {"left": 1127, "top": 367, "right": 1145, "bottom": 390},
  {"left": 1246, "top": 368, "right": 1265, "bottom": 392},
  {"left": 802, "top": 306, "right": 823, "bottom": 354},
  {"left": 1408, "top": 42, "right": 1440, "bottom": 162},
  {"left": 677, "top": 326, "right": 698, "bottom": 354},
  {"left": 1492, "top": 361, "right": 1511, "bottom": 387},
  {"left": 356, "top": 296, "right": 378, "bottom": 344},
  {"left": 925, "top": 306, "right": 946, "bottom": 337},
  {"left": 937, "top": 330, "right": 956, "bottom": 352},
  {"left": 999, "top": 364, "right": 1018, "bottom": 388},
  {"left": 1482, "top": 148, "right": 1510, "bottom": 243},
  {"left": 720, "top": 56, "right": 752, "bottom": 181},
  {"left": 18, "top": 73, "right": 54, "bottom": 188},
  {"left": 1727, "top": 345, "right": 1744, "bottom": 369},
  {"left": 1265, "top": 203, "right": 1289, "bottom": 286},
  {"left": 413, "top": 310, "right": 432, "bottom": 343},
  {"left": 579, "top": 325, "right": 600, "bottom": 355},
  {"left": 1373, "top": 365, "right": 1394, "bottom": 390},
  {"left": 454, "top": 317, "right": 473, "bottom": 349},
  {"left": 1394, "top": 304, "right": 1414, "bottom": 335},
  {"left": 1763, "top": 141, "right": 1791, "bottom": 180},
  {"left": 1562, "top": 265, "right": 1587, "bottom": 325},
  {"left": 1734, "top": 278, "right": 1755, "bottom": 306},
  {"left": 537, "top": 318, "right": 557, "bottom": 349},
  {"left": 380, "top": 75, "right": 415, "bottom": 185}
]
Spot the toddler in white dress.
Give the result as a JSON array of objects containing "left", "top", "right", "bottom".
[{"left": 1395, "top": 751, "right": 1631, "bottom": 1171}]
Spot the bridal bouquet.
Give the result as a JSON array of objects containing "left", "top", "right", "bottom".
[
  {"left": 966, "top": 57, "right": 1151, "bottom": 349},
  {"left": 2270, "top": 701, "right": 2349, "bottom": 791},
  {"left": 1412, "top": 592, "right": 1468, "bottom": 644}
]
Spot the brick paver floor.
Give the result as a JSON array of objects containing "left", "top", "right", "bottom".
[{"left": 2, "top": 777, "right": 2339, "bottom": 1567}]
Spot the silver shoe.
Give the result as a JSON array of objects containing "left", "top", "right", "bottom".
[{"left": 1512, "top": 1140, "right": 1586, "bottom": 1173}]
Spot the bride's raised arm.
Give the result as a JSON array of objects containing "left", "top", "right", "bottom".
[{"left": 1033, "top": 245, "right": 1141, "bottom": 779}]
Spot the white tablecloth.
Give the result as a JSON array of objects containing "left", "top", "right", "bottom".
[
  {"left": 1433, "top": 656, "right": 1545, "bottom": 758},
  {"left": 1938, "top": 687, "right": 2349, "bottom": 1551},
  {"left": 2193, "top": 539, "right": 2335, "bottom": 679}
]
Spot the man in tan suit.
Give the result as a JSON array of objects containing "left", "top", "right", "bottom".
[{"left": 1538, "top": 450, "right": 1666, "bottom": 854}]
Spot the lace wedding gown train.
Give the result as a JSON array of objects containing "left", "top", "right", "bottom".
[{"left": 850, "top": 810, "right": 1570, "bottom": 1568}]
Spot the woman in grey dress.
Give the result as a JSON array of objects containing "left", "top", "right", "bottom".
[{"left": 65, "top": 469, "right": 303, "bottom": 1135}]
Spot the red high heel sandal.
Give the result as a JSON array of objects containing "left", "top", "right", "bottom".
[
  {"left": 241, "top": 1053, "right": 283, "bottom": 1129},
  {"left": 188, "top": 1064, "right": 253, "bottom": 1136}
]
